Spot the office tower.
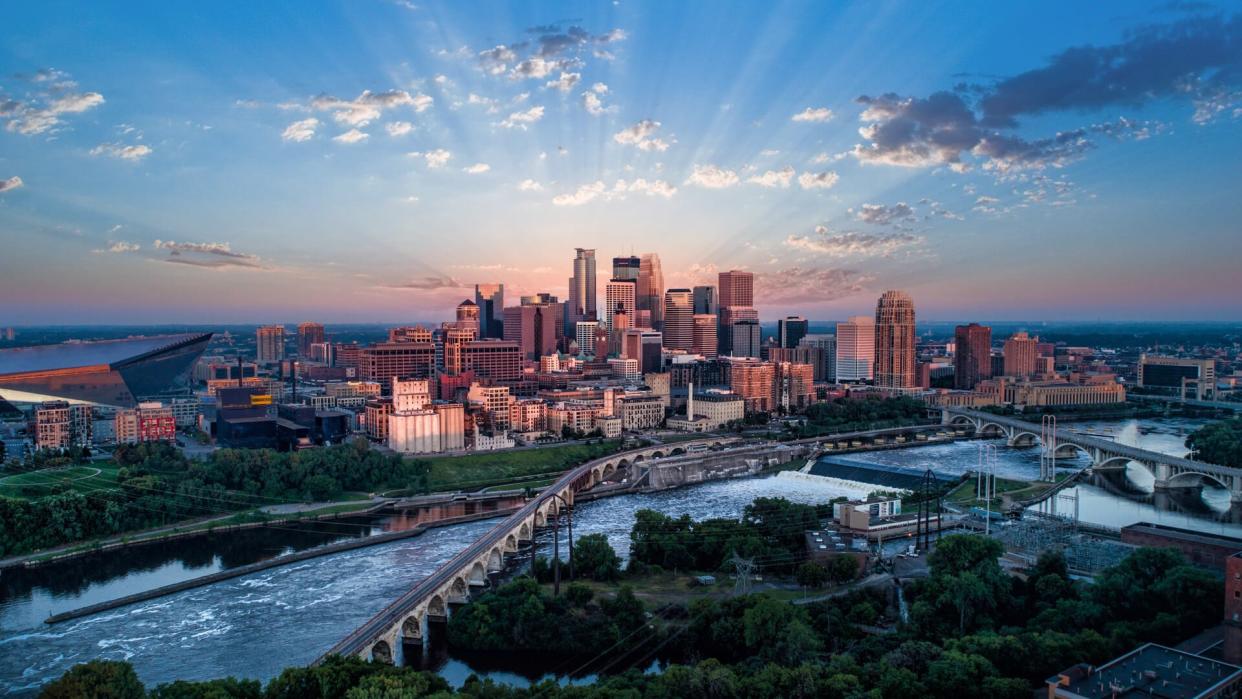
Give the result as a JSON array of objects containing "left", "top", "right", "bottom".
[
  {"left": 474, "top": 284, "right": 504, "bottom": 339},
  {"left": 728, "top": 360, "right": 776, "bottom": 413},
  {"left": 637, "top": 253, "right": 665, "bottom": 330},
  {"left": 662, "top": 288, "right": 694, "bottom": 350},
  {"left": 1003, "top": 331, "right": 1039, "bottom": 379},
  {"left": 729, "top": 320, "right": 762, "bottom": 358},
  {"left": 575, "top": 321, "right": 598, "bottom": 357},
  {"left": 874, "top": 290, "right": 917, "bottom": 390},
  {"left": 593, "top": 323, "right": 609, "bottom": 360},
  {"left": 296, "top": 322, "right": 324, "bottom": 357},
  {"left": 692, "top": 314, "right": 719, "bottom": 359},
  {"left": 388, "top": 326, "right": 433, "bottom": 343},
  {"left": 718, "top": 270, "right": 754, "bottom": 307},
  {"left": 256, "top": 325, "right": 285, "bottom": 364},
  {"left": 612, "top": 255, "right": 641, "bottom": 281},
  {"left": 503, "top": 304, "right": 558, "bottom": 360},
  {"left": 835, "top": 316, "right": 874, "bottom": 381},
  {"left": 456, "top": 299, "right": 480, "bottom": 334},
  {"left": 567, "top": 248, "right": 597, "bottom": 335},
  {"left": 444, "top": 339, "right": 522, "bottom": 380},
  {"left": 799, "top": 334, "right": 837, "bottom": 382},
  {"left": 719, "top": 306, "right": 759, "bottom": 355},
  {"left": 693, "top": 285, "right": 717, "bottom": 315},
  {"left": 604, "top": 279, "right": 637, "bottom": 333},
  {"left": 777, "top": 316, "right": 809, "bottom": 349},
  {"left": 776, "top": 361, "right": 815, "bottom": 410},
  {"left": 954, "top": 323, "right": 992, "bottom": 389},
  {"left": 640, "top": 330, "right": 664, "bottom": 373},
  {"left": 357, "top": 342, "right": 436, "bottom": 391}
]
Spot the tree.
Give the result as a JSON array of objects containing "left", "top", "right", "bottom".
[
  {"left": 38, "top": 660, "right": 145, "bottom": 699},
  {"left": 827, "top": 556, "right": 859, "bottom": 583},
  {"left": 796, "top": 562, "right": 829, "bottom": 589},
  {"left": 1186, "top": 417, "right": 1242, "bottom": 468},
  {"left": 574, "top": 533, "right": 621, "bottom": 581}
]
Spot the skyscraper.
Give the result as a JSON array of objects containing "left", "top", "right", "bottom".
[
  {"left": 799, "top": 334, "right": 837, "bottom": 382},
  {"left": 777, "top": 316, "right": 809, "bottom": 349},
  {"left": 567, "top": 248, "right": 597, "bottom": 335},
  {"left": 1003, "top": 331, "right": 1039, "bottom": 379},
  {"left": 296, "top": 322, "right": 324, "bottom": 357},
  {"left": 954, "top": 323, "right": 992, "bottom": 389},
  {"left": 455, "top": 299, "right": 480, "bottom": 335},
  {"left": 692, "top": 285, "right": 717, "bottom": 315},
  {"left": 874, "top": 290, "right": 917, "bottom": 390},
  {"left": 637, "top": 253, "right": 665, "bottom": 330},
  {"left": 718, "top": 270, "right": 754, "bottom": 307},
  {"left": 729, "top": 320, "right": 762, "bottom": 358},
  {"left": 612, "top": 255, "right": 641, "bottom": 281},
  {"left": 662, "top": 288, "right": 694, "bottom": 350},
  {"left": 692, "top": 314, "right": 718, "bottom": 359},
  {"left": 474, "top": 284, "right": 504, "bottom": 339},
  {"left": 575, "top": 321, "right": 598, "bottom": 357},
  {"left": 604, "top": 279, "right": 637, "bottom": 334},
  {"left": 256, "top": 325, "right": 285, "bottom": 364},
  {"left": 835, "top": 316, "right": 874, "bottom": 381}
]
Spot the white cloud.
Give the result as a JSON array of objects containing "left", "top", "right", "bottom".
[
  {"left": 90, "top": 143, "right": 153, "bottom": 161},
  {"left": 552, "top": 178, "right": 676, "bottom": 206},
  {"left": 511, "top": 56, "right": 564, "bottom": 80},
  {"left": 499, "top": 105, "right": 545, "bottom": 129},
  {"left": 590, "top": 82, "right": 609, "bottom": 95},
  {"left": 747, "top": 166, "right": 795, "bottom": 188},
  {"left": 385, "top": 121, "right": 414, "bottom": 137},
  {"left": 282, "top": 118, "right": 319, "bottom": 142},
  {"left": 853, "top": 202, "right": 915, "bottom": 225},
  {"left": 582, "top": 84, "right": 617, "bottom": 116},
  {"left": 309, "top": 89, "right": 432, "bottom": 127},
  {"left": 792, "top": 107, "right": 834, "bottom": 123},
  {"left": 812, "top": 151, "right": 847, "bottom": 164},
  {"left": 417, "top": 148, "right": 452, "bottom": 168},
  {"left": 518, "top": 179, "right": 544, "bottom": 191},
  {"left": 333, "top": 128, "right": 369, "bottom": 144},
  {"left": 0, "top": 176, "right": 23, "bottom": 193},
  {"left": 798, "top": 170, "right": 839, "bottom": 189},
  {"left": 622, "top": 178, "right": 677, "bottom": 198},
  {"left": 466, "top": 93, "right": 498, "bottom": 112},
  {"left": 463, "top": 162, "right": 491, "bottom": 174},
  {"left": 93, "top": 241, "right": 141, "bottom": 254},
  {"left": 685, "top": 164, "right": 739, "bottom": 189},
  {"left": 784, "top": 228, "right": 921, "bottom": 258},
  {"left": 613, "top": 119, "right": 671, "bottom": 151},
  {"left": 759, "top": 149, "right": 780, "bottom": 157},
  {"left": 545, "top": 71, "right": 581, "bottom": 92},
  {"left": 478, "top": 45, "right": 518, "bottom": 75},
  {"left": 2, "top": 69, "right": 105, "bottom": 135},
  {"left": 553, "top": 181, "right": 606, "bottom": 206}
]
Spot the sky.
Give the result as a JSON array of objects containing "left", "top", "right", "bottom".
[{"left": 1, "top": 1, "right": 1240, "bottom": 325}]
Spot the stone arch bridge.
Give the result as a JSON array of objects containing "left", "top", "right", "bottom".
[
  {"left": 318, "top": 436, "right": 739, "bottom": 664},
  {"left": 941, "top": 407, "right": 1242, "bottom": 502}
]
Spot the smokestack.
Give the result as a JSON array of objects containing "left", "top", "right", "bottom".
[
  {"left": 237, "top": 356, "right": 243, "bottom": 387},
  {"left": 291, "top": 361, "right": 298, "bottom": 403},
  {"left": 688, "top": 381, "right": 695, "bottom": 421}
]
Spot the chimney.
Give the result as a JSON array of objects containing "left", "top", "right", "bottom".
[
  {"left": 688, "top": 381, "right": 695, "bottom": 421},
  {"left": 237, "top": 356, "right": 243, "bottom": 387}
]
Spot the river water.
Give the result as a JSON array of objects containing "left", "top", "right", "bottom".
[{"left": 0, "top": 416, "right": 1221, "bottom": 694}]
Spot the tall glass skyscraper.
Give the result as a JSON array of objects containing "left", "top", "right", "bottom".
[
  {"left": 637, "top": 253, "right": 664, "bottom": 330},
  {"left": 567, "top": 248, "right": 597, "bottom": 335},
  {"left": 874, "top": 290, "right": 917, "bottom": 390}
]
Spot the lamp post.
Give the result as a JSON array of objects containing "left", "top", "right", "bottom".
[{"left": 547, "top": 493, "right": 574, "bottom": 595}]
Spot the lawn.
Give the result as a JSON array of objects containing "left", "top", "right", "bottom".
[
  {"left": 417, "top": 440, "right": 623, "bottom": 492},
  {"left": 0, "top": 464, "right": 121, "bottom": 500}
]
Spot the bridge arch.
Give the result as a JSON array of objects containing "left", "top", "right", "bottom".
[
  {"left": 651, "top": 450, "right": 665, "bottom": 458},
  {"left": 469, "top": 561, "right": 487, "bottom": 584},
  {"left": 488, "top": 547, "right": 503, "bottom": 572},
  {"left": 370, "top": 639, "right": 393, "bottom": 664},
  {"left": 504, "top": 534, "right": 517, "bottom": 551},
  {"left": 977, "top": 422, "right": 1007, "bottom": 438},
  {"left": 427, "top": 594, "right": 446, "bottom": 617},
  {"left": 450, "top": 576, "right": 468, "bottom": 601},
  {"left": 401, "top": 614, "right": 422, "bottom": 639},
  {"left": 1008, "top": 430, "right": 1039, "bottom": 446},
  {"left": 1096, "top": 456, "right": 1138, "bottom": 471},
  {"left": 671, "top": 447, "right": 686, "bottom": 456},
  {"left": 1167, "top": 470, "right": 1229, "bottom": 491},
  {"left": 1053, "top": 443, "right": 1092, "bottom": 460}
]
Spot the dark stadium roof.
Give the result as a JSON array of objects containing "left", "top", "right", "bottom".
[{"left": 0, "top": 334, "right": 212, "bottom": 376}]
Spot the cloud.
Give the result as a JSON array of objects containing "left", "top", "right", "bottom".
[
  {"left": 784, "top": 228, "right": 922, "bottom": 258},
  {"left": 282, "top": 118, "right": 319, "bottom": 142},
  {"left": 309, "top": 89, "right": 432, "bottom": 127},
  {"left": 812, "top": 151, "right": 847, "bottom": 164},
  {"left": 0, "top": 176, "right": 23, "bottom": 193},
  {"left": 93, "top": 241, "right": 141, "bottom": 254},
  {"left": 1, "top": 69, "right": 105, "bottom": 135},
  {"left": 478, "top": 45, "right": 519, "bottom": 75},
  {"left": 853, "top": 202, "right": 915, "bottom": 225},
  {"left": 332, "top": 128, "right": 369, "bottom": 144},
  {"left": 791, "top": 107, "right": 834, "bottom": 123},
  {"left": 498, "top": 105, "right": 545, "bottom": 129},
  {"left": 153, "top": 239, "right": 263, "bottom": 269},
  {"left": 582, "top": 83, "right": 616, "bottom": 115},
  {"left": 385, "top": 121, "right": 414, "bottom": 137},
  {"left": 90, "top": 143, "right": 153, "bottom": 161},
  {"left": 613, "top": 120, "right": 671, "bottom": 151},
  {"left": 411, "top": 148, "right": 452, "bottom": 168},
  {"left": 546, "top": 71, "right": 581, "bottom": 92},
  {"left": 382, "top": 276, "right": 464, "bottom": 290},
  {"left": 755, "top": 267, "right": 872, "bottom": 303},
  {"left": 621, "top": 178, "right": 677, "bottom": 198},
  {"left": 685, "top": 164, "right": 740, "bottom": 189},
  {"left": 463, "top": 162, "right": 491, "bottom": 174},
  {"left": 466, "top": 93, "right": 499, "bottom": 112},
  {"left": 747, "top": 166, "right": 795, "bottom": 188},
  {"left": 511, "top": 56, "right": 572, "bottom": 80},
  {"left": 551, "top": 178, "right": 677, "bottom": 206},
  {"left": 797, "top": 170, "right": 839, "bottom": 189},
  {"left": 518, "top": 179, "right": 543, "bottom": 191}
]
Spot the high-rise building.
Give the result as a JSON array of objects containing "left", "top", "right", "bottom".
[
  {"left": 504, "top": 302, "right": 560, "bottom": 360},
  {"left": 718, "top": 270, "right": 754, "bottom": 308},
  {"left": 296, "top": 322, "right": 325, "bottom": 357},
  {"left": 693, "top": 285, "right": 717, "bottom": 316},
  {"left": 777, "top": 316, "right": 809, "bottom": 349},
  {"left": 776, "top": 362, "right": 815, "bottom": 410},
  {"left": 357, "top": 342, "right": 436, "bottom": 391},
  {"left": 612, "top": 255, "right": 641, "bottom": 281},
  {"left": 575, "top": 321, "right": 598, "bottom": 357},
  {"left": 256, "top": 325, "right": 285, "bottom": 364},
  {"left": 662, "top": 288, "right": 694, "bottom": 350},
  {"left": 835, "top": 316, "right": 875, "bottom": 381},
  {"left": 455, "top": 299, "right": 481, "bottom": 335},
  {"left": 954, "top": 323, "right": 992, "bottom": 389},
  {"left": 33, "top": 400, "right": 92, "bottom": 450},
  {"left": 799, "top": 334, "right": 836, "bottom": 382},
  {"left": 692, "top": 314, "right": 719, "bottom": 359},
  {"left": 388, "top": 326, "right": 433, "bottom": 344},
  {"left": 1003, "top": 331, "right": 1039, "bottom": 379},
  {"left": 604, "top": 279, "right": 637, "bottom": 334},
  {"left": 444, "top": 339, "right": 522, "bottom": 381},
  {"left": 567, "top": 248, "right": 597, "bottom": 335},
  {"left": 637, "top": 253, "right": 665, "bottom": 330},
  {"left": 474, "top": 284, "right": 504, "bottom": 339},
  {"left": 729, "top": 320, "right": 762, "bottom": 358},
  {"left": 874, "top": 290, "right": 917, "bottom": 390},
  {"left": 728, "top": 359, "right": 776, "bottom": 413},
  {"left": 1137, "top": 354, "right": 1217, "bottom": 400},
  {"left": 719, "top": 305, "right": 759, "bottom": 355}
]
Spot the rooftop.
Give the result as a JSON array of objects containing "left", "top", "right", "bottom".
[
  {"left": 0, "top": 334, "right": 211, "bottom": 376},
  {"left": 1049, "top": 644, "right": 1242, "bottom": 699}
]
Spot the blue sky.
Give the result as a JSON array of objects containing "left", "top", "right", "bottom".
[{"left": 1, "top": 1, "right": 1240, "bottom": 324}]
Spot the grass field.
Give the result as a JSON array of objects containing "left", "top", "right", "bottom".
[
  {"left": 0, "top": 464, "right": 121, "bottom": 500},
  {"left": 418, "top": 441, "right": 623, "bottom": 492}
]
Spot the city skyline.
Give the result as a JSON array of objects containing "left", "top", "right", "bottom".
[{"left": 3, "top": 2, "right": 1242, "bottom": 324}]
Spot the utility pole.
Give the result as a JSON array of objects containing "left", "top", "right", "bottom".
[{"left": 730, "top": 551, "right": 755, "bottom": 596}]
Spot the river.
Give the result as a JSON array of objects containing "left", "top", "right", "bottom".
[{"left": 0, "top": 415, "right": 1221, "bottom": 694}]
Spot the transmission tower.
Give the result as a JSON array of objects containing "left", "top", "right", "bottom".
[
  {"left": 730, "top": 551, "right": 755, "bottom": 596},
  {"left": 1040, "top": 414, "right": 1058, "bottom": 482},
  {"left": 915, "top": 469, "right": 942, "bottom": 553}
]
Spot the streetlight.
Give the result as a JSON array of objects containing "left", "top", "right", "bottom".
[{"left": 546, "top": 493, "right": 575, "bottom": 596}]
